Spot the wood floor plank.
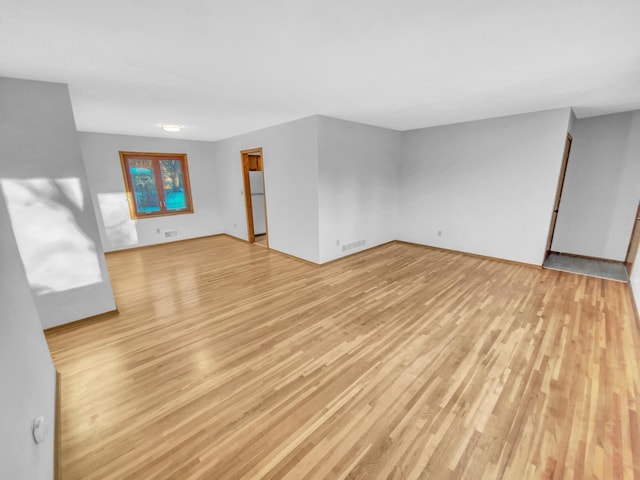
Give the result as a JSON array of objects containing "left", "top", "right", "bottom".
[{"left": 45, "top": 236, "right": 640, "bottom": 479}]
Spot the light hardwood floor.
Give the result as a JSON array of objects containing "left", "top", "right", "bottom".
[
  {"left": 254, "top": 234, "right": 268, "bottom": 248},
  {"left": 45, "top": 236, "right": 640, "bottom": 479}
]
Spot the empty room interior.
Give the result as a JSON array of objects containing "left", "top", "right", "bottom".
[{"left": 2, "top": 2, "right": 640, "bottom": 479}]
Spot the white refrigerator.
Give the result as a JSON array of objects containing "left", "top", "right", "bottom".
[{"left": 249, "top": 171, "right": 266, "bottom": 235}]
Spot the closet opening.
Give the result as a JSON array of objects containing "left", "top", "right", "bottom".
[{"left": 241, "top": 148, "right": 268, "bottom": 247}]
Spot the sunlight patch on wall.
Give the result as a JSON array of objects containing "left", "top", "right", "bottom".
[
  {"left": 97, "top": 193, "right": 138, "bottom": 248},
  {"left": 56, "top": 177, "right": 85, "bottom": 210},
  {"left": 1, "top": 178, "right": 103, "bottom": 295}
]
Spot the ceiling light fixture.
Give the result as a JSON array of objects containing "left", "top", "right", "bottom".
[{"left": 161, "top": 123, "right": 181, "bottom": 132}]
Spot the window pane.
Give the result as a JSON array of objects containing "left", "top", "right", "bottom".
[
  {"left": 128, "top": 159, "right": 160, "bottom": 213},
  {"left": 160, "top": 159, "right": 187, "bottom": 210}
]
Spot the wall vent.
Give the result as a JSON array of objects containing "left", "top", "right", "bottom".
[
  {"left": 164, "top": 230, "right": 178, "bottom": 238},
  {"left": 341, "top": 239, "right": 366, "bottom": 253}
]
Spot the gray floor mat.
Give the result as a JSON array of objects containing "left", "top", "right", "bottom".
[{"left": 543, "top": 252, "right": 628, "bottom": 282}]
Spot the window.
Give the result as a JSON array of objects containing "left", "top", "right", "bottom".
[{"left": 119, "top": 151, "right": 194, "bottom": 219}]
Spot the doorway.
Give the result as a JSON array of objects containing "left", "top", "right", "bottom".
[
  {"left": 241, "top": 148, "right": 268, "bottom": 247},
  {"left": 625, "top": 202, "right": 640, "bottom": 274},
  {"left": 544, "top": 133, "right": 573, "bottom": 259}
]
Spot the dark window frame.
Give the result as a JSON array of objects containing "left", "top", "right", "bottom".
[{"left": 119, "top": 151, "right": 194, "bottom": 219}]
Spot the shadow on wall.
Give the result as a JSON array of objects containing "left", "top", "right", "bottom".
[
  {"left": 97, "top": 192, "right": 138, "bottom": 248},
  {"left": 0, "top": 177, "right": 103, "bottom": 294}
]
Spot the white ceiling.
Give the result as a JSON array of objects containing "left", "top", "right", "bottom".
[{"left": 1, "top": 0, "right": 639, "bottom": 141}]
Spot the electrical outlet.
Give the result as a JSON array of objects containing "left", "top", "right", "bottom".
[
  {"left": 437, "top": 230, "right": 442, "bottom": 237},
  {"left": 156, "top": 228, "right": 161, "bottom": 234},
  {"left": 234, "top": 222, "right": 237, "bottom": 228},
  {"left": 336, "top": 239, "right": 340, "bottom": 246}
]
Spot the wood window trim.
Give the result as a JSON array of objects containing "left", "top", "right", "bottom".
[{"left": 119, "top": 151, "right": 194, "bottom": 219}]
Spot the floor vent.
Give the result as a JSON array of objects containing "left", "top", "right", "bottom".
[{"left": 164, "top": 230, "right": 178, "bottom": 238}]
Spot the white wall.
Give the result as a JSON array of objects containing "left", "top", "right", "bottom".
[
  {"left": 0, "top": 181, "right": 57, "bottom": 480},
  {"left": 214, "top": 116, "right": 320, "bottom": 263},
  {"left": 0, "top": 77, "right": 116, "bottom": 328},
  {"left": 567, "top": 109, "right": 576, "bottom": 135},
  {"left": 78, "top": 133, "right": 223, "bottom": 251},
  {"left": 317, "top": 116, "right": 401, "bottom": 263},
  {"left": 397, "top": 108, "right": 572, "bottom": 265},
  {"left": 629, "top": 241, "right": 640, "bottom": 322},
  {"left": 552, "top": 110, "right": 640, "bottom": 261}
]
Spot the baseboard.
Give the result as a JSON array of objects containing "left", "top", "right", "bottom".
[
  {"left": 317, "top": 240, "right": 398, "bottom": 266},
  {"left": 219, "top": 234, "right": 319, "bottom": 266},
  {"left": 223, "top": 234, "right": 399, "bottom": 267},
  {"left": 44, "top": 309, "right": 119, "bottom": 335},
  {"left": 197, "top": 235, "right": 537, "bottom": 269},
  {"left": 106, "top": 233, "right": 541, "bottom": 270},
  {"left": 628, "top": 284, "right": 640, "bottom": 331},
  {"left": 396, "top": 240, "right": 542, "bottom": 269},
  {"left": 104, "top": 233, "right": 225, "bottom": 254},
  {"left": 221, "top": 233, "right": 249, "bottom": 244},
  {"left": 266, "top": 247, "right": 321, "bottom": 267},
  {"left": 54, "top": 370, "right": 61, "bottom": 480}
]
